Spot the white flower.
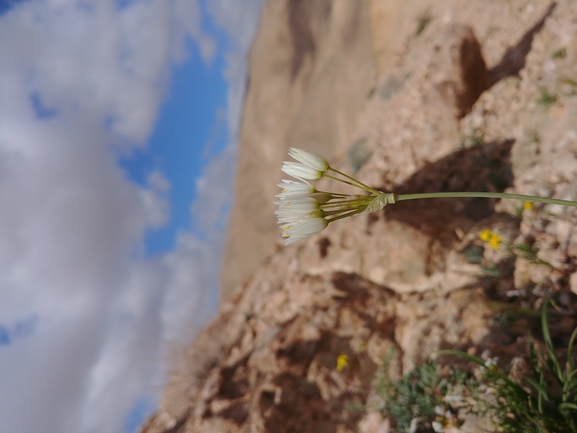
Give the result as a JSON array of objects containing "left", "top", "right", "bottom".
[
  {"left": 275, "top": 148, "right": 395, "bottom": 245},
  {"left": 432, "top": 421, "right": 444, "bottom": 432},
  {"left": 281, "top": 218, "right": 328, "bottom": 245},
  {"left": 275, "top": 197, "right": 323, "bottom": 224},
  {"left": 288, "top": 147, "right": 329, "bottom": 171},
  {"left": 276, "top": 179, "right": 316, "bottom": 200},
  {"left": 275, "top": 194, "right": 328, "bottom": 244},
  {"left": 277, "top": 179, "right": 315, "bottom": 193},
  {"left": 484, "top": 357, "right": 499, "bottom": 368},
  {"left": 275, "top": 195, "right": 320, "bottom": 210},
  {"left": 281, "top": 161, "right": 325, "bottom": 180}
]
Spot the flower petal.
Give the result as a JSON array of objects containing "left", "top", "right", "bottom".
[
  {"left": 277, "top": 179, "right": 315, "bottom": 193},
  {"left": 281, "top": 161, "right": 324, "bottom": 180},
  {"left": 282, "top": 218, "right": 328, "bottom": 245},
  {"left": 288, "top": 148, "right": 329, "bottom": 171}
]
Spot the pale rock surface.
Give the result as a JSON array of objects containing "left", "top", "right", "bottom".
[{"left": 142, "top": 0, "right": 577, "bottom": 432}]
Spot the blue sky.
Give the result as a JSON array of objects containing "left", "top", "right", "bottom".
[
  {"left": 121, "top": 26, "right": 229, "bottom": 254},
  {"left": 0, "top": 1, "right": 263, "bottom": 432}
]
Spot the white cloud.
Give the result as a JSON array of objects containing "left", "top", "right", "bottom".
[
  {"left": 142, "top": 171, "right": 171, "bottom": 229},
  {"left": 0, "top": 0, "right": 263, "bottom": 432},
  {"left": 174, "top": 0, "right": 216, "bottom": 64},
  {"left": 190, "top": 144, "right": 237, "bottom": 235},
  {"left": 206, "top": 0, "right": 263, "bottom": 138}
]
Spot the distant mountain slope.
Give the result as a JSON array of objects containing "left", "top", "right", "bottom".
[{"left": 219, "top": 0, "right": 377, "bottom": 302}]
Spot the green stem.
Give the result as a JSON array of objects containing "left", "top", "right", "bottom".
[
  {"left": 315, "top": 190, "right": 351, "bottom": 198},
  {"left": 327, "top": 167, "right": 382, "bottom": 195},
  {"left": 323, "top": 174, "right": 373, "bottom": 192},
  {"left": 322, "top": 208, "right": 353, "bottom": 217},
  {"left": 396, "top": 192, "right": 577, "bottom": 208},
  {"left": 321, "top": 197, "right": 367, "bottom": 207},
  {"left": 326, "top": 208, "right": 364, "bottom": 223}
]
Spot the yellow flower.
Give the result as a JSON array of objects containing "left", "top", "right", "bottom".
[
  {"left": 479, "top": 229, "right": 492, "bottom": 242},
  {"left": 488, "top": 233, "right": 502, "bottom": 250},
  {"left": 336, "top": 353, "right": 349, "bottom": 371},
  {"left": 523, "top": 201, "right": 534, "bottom": 211},
  {"left": 479, "top": 229, "right": 502, "bottom": 250}
]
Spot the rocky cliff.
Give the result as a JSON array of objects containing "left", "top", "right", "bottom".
[{"left": 142, "top": 0, "right": 577, "bottom": 432}]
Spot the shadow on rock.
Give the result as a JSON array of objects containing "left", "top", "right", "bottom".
[{"left": 382, "top": 139, "right": 515, "bottom": 237}]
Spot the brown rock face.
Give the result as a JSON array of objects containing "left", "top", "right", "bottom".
[
  {"left": 143, "top": 0, "right": 577, "bottom": 432},
  {"left": 144, "top": 264, "right": 493, "bottom": 433}
]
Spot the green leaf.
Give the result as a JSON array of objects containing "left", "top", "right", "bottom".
[
  {"left": 541, "top": 301, "right": 564, "bottom": 384},
  {"left": 559, "top": 402, "right": 577, "bottom": 411},
  {"left": 567, "top": 327, "right": 577, "bottom": 372},
  {"left": 436, "top": 350, "right": 486, "bottom": 367}
]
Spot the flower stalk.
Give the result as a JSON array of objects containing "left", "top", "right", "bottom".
[
  {"left": 276, "top": 148, "right": 577, "bottom": 245},
  {"left": 396, "top": 191, "right": 577, "bottom": 208}
]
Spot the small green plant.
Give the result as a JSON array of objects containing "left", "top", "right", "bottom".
[
  {"left": 440, "top": 301, "right": 577, "bottom": 433},
  {"left": 375, "top": 351, "right": 480, "bottom": 432},
  {"left": 538, "top": 87, "right": 558, "bottom": 106},
  {"left": 552, "top": 48, "right": 567, "bottom": 60},
  {"left": 559, "top": 77, "right": 577, "bottom": 88},
  {"left": 415, "top": 9, "right": 432, "bottom": 37},
  {"left": 480, "top": 261, "right": 503, "bottom": 279},
  {"left": 464, "top": 244, "right": 484, "bottom": 264},
  {"left": 460, "top": 127, "right": 485, "bottom": 148},
  {"left": 514, "top": 242, "right": 552, "bottom": 267}
]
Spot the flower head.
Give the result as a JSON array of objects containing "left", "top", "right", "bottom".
[
  {"left": 479, "top": 229, "right": 492, "bottom": 242},
  {"left": 479, "top": 229, "right": 502, "bottom": 251},
  {"left": 336, "top": 353, "right": 349, "bottom": 371},
  {"left": 275, "top": 181, "right": 329, "bottom": 244},
  {"left": 276, "top": 148, "right": 394, "bottom": 245},
  {"left": 281, "top": 147, "right": 330, "bottom": 180},
  {"left": 489, "top": 234, "right": 502, "bottom": 250},
  {"left": 523, "top": 201, "right": 534, "bottom": 211}
]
